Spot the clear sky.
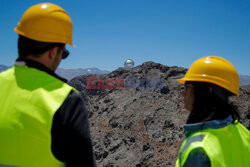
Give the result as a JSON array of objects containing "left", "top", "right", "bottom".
[{"left": 0, "top": 0, "right": 250, "bottom": 75}]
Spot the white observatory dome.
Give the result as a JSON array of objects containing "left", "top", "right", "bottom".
[{"left": 124, "top": 59, "right": 135, "bottom": 69}]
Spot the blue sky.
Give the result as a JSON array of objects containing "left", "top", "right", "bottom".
[{"left": 0, "top": 0, "right": 250, "bottom": 75}]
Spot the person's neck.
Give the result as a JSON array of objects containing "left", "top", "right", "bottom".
[
  {"left": 24, "top": 55, "right": 54, "bottom": 71},
  {"left": 16, "top": 58, "right": 67, "bottom": 83}
]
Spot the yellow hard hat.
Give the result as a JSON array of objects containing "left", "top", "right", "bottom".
[
  {"left": 15, "top": 3, "right": 75, "bottom": 47},
  {"left": 178, "top": 56, "right": 239, "bottom": 96}
]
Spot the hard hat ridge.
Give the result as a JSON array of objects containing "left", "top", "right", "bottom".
[{"left": 14, "top": 3, "right": 75, "bottom": 47}]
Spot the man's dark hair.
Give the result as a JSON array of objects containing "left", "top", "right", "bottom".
[
  {"left": 18, "top": 35, "right": 65, "bottom": 58},
  {"left": 186, "top": 81, "right": 240, "bottom": 124}
]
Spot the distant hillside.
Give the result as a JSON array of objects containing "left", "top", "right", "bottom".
[
  {"left": 56, "top": 68, "right": 110, "bottom": 80},
  {"left": 0, "top": 64, "right": 249, "bottom": 85},
  {"left": 0, "top": 65, "right": 10, "bottom": 73},
  {"left": 0, "top": 65, "right": 109, "bottom": 80},
  {"left": 240, "top": 75, "right": 250, "bottom": 86}
]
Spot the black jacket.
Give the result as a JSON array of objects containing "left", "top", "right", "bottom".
[{"left": 16, "top": 58, "right": 97, "bottom": 167}]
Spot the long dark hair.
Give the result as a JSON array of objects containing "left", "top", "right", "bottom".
[{"left": 186, "top": 81, "right": 240, "bottom": 124}]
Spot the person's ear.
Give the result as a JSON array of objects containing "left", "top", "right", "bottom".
[
  {"left": 209, "top": 87, "right": 213, "bottom": 93},
  {"left": 181, "top": 90, "right": 186, "bottom": 97},
  {"left": 48, "top": 46, "right": 59, "bottom": 60}
]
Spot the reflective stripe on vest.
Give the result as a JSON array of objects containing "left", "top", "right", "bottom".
[
  {"left": 178, "top": 135, "right": 205, "bottom": 167},
  {"left": 176, "top": 122, "right": 250, "bottom": 167},
  {"left": 0, "top": 65, "right": 74, "bottom": 167}
]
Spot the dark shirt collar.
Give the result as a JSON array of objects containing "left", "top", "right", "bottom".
[
  {"left": 15, "top": 58, "right": 67, "bottom": 83},
  {"left": 183, "top": 115, "right": 233, "bottom": 137}
]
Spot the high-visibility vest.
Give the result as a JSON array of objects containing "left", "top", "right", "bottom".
[
  {"left": 176, "top": 121, "right": 250, "bottom": 167},
  {"left": 0, "top": 64, "right": 74, "bottom": 167}
]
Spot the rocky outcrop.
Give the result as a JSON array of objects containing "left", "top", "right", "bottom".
[{"left": 68, "top": 61, "right": 250, "bottom": 167}]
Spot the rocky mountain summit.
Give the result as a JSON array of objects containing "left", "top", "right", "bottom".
[{"left": 68, "top": 62, "right": 250, "bottom": 167}]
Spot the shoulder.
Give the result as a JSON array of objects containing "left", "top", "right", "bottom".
[
  {"left": 181, "top": 134, "right": 206, "bottom": 154},
  {"left": 183, "top": 147, "right": 211, "bottom": 167},
  {"left": 178, "top": 134, "right": 209, "bottom": 167},
  {"left": 55, "top": 90, "right": 88, "bottom": 122},
  {"left": 62, "top": 90, "right": 86, "bottom": 109}
]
